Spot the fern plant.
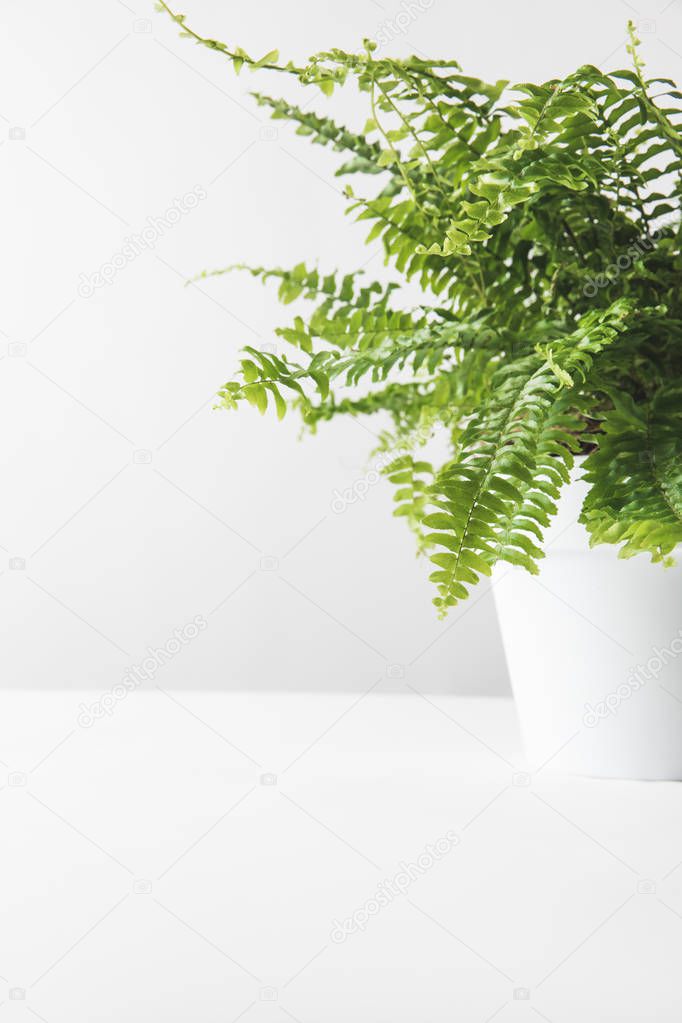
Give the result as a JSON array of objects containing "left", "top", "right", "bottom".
[{"left": 160, "top": 6, "right": 682, "bottom": 614}]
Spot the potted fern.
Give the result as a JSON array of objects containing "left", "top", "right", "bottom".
[{"left": 160, "top": 7, "right": 682, "bottom": 779}]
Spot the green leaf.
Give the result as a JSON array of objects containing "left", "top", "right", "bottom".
[{"left": 162, "top": 8, "right": 682, "bottom": 615}]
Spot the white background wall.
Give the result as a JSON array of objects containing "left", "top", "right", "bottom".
[{"left": 2, "top": 0, "right": 680, "bottom": 693}]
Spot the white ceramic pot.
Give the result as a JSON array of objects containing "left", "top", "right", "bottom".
[{"left": 493, "top": 471, "right": 682, "bottom": 780}]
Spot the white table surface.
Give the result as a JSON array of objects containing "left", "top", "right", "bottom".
[{"left": 2, "top": 688, "right": 682, "bottom": 1022}]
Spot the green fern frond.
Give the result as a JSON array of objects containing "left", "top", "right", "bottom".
[
  {"left": 385, "top": 454, "right": 434, "bottom": 550},
  {"left": 423, "top": 302, "right": 632, "bottom": 611},
  {"left": 250, "top": 92, "right": 387, "bottom": 176},
  {"left": 159, "top": 3, "right": 682, "bottom": 613},
  {"left": 581, "top": 385, "right": 682, "bottom": 561}
]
